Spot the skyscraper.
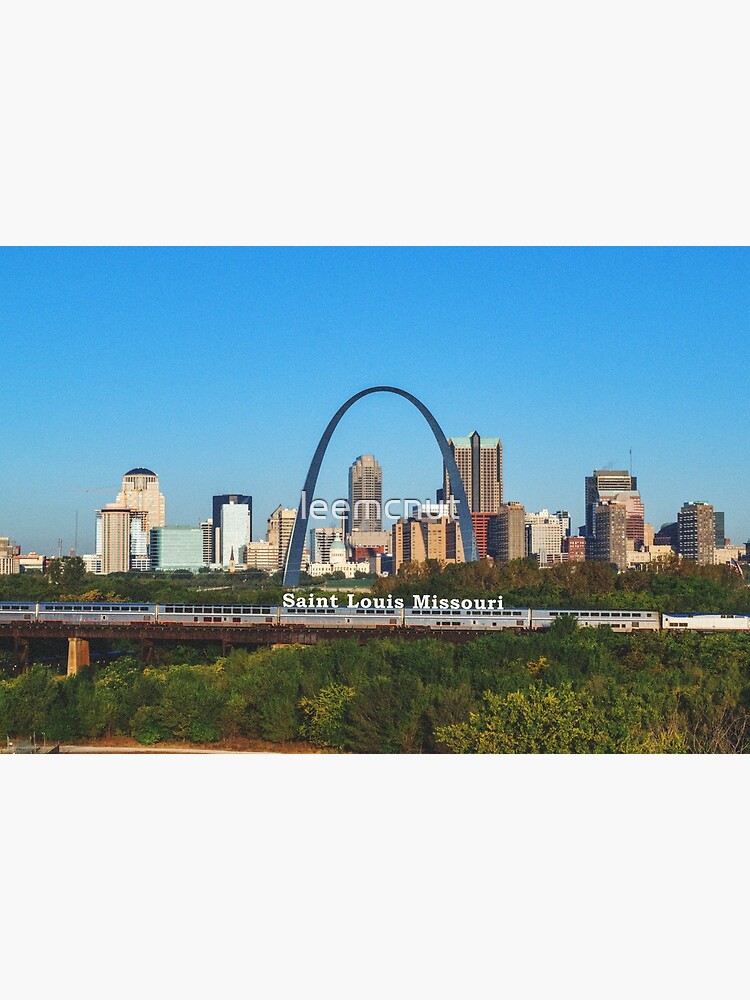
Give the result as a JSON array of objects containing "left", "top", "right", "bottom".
[
  {"left": 714, "top": 511, "right": 726, "bottom": 549},
  {"left": 392, "top": 515, "right": 462, "bottom": 572},
  {"left": 116, "top": 468, "right": 166, "bottom": 533},
  {"left": 268, "top": 506, "right": 297, "bottom": 571},
  {"left": 584, "top": 470, "right": 635, "bottom": 536},
  {"left": 585, "top": 469, "right": 644, "bottom": 548},
  {"left": 443, "top": 432, "right": 503, "bottom": 515},
  {"left": 592, "top": 501, "right": 628, "bottom": 571},
  {"left": 348, "top": 455, "right": 382, "bottom": 534},
  {"left": 99, "top": 505, "right": 132, "bottom": 574},
  {"left": 129, "top": 510, "right": 150, "bottom": 571},
  {"left": 212, "top": 494, "right": 252, "bottom": 567},
  {"left": 200, "top": 518, "right": 213, "bottom": 565},
  {"left": 488, "top": 502, "right": 525, "bottom": 562},
  {"left": 525, "top": 510, "right": 564, "bottom": 563},
  {"left": 678, "top": 501, "right": 715, "bottom": 565}
]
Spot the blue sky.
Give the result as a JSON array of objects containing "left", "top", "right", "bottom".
[{"left": 3, "top": 247, "right": 749, "bottom": 554}]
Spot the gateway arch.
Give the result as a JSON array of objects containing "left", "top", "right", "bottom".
[{"left": 282, "top": 386, "right": 478, "bottom": 587}]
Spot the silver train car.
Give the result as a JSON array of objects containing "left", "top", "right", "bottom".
[
  {"left": 0, "top": 602, "right": 37, "bottom": 621},
  {"left": 159, "top": 604, "right": 276, "bottom": 624},
  {"left": 530, "top": 609, "right": 661, "bottom": 631},
  {"left": 403, "top": 607, "right": 531, "bottom": 629},
  {"left": 279, "top": 606, "right": 402, "bottom": 627},
  {"left": 36, "top": 602, "right": 155, "bottom": 622}
]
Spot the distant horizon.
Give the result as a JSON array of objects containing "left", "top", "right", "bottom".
[{"left": 3, "top": 247, "right": 749, "bottom": 553}]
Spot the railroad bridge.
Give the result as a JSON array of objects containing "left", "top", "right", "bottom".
[{"left": 0, "top": 621, "right": 482, "bottom": 674}]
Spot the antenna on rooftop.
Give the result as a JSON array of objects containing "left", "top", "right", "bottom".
[{"left": 629, "top": 448, "right": 633, "bottom": 476}]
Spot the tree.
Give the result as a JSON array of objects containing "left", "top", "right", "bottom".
[
  {"left": 435, "top": 684, "right": 617, "bottom": 753},
  {"left": 47, "top": 559, "right": 63, "bottom": 586},
  {"left": 46, "top": 556, "right": 86, "bottom": 591},
  {"left": 61, "top": 557, "right": 86, "bottom": 589},
  {"left": 299, "top": 682, "right": 356, "bottom": 749}
]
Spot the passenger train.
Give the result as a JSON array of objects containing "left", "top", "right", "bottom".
[{"left": 0, "top": 601, "right": 749, "bottom": 632}]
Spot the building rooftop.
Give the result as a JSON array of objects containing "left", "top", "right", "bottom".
[
  {"left": 449, "top": 434, "right": 501, "bottom": 448},
  {"left": 124, "top": 467, "right": 157, "bottom": 477}
]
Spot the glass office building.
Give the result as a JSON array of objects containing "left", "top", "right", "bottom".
[
  {"left": 212, "top": 494, "right": 252, "bottom": 566},
  {"left": 150, "top": 526, "right": 204, "bottom": 571}
]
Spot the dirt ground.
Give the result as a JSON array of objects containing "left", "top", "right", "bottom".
[{"left": 59, "top": 734, "right": 327, "bottom": 753}]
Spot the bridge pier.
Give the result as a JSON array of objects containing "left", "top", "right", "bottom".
[
  {"left": 67, "top": 637, "right": 91, "bottom": 675},
  {"left": 140, "top": 638, "right": 154, "bottom": 665},
  {"left": 14, "top": 636, "right": 29, "bottom": 671}
]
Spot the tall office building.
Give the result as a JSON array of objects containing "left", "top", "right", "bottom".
[
  {"left": 443, "top": 432, "right": 503, "bottom": 515},
  {"left": 311, "top": 526, "right": 344, "bottom": 564},
  {"left": 470, "top": 511, "right": 497, "bottom": 559},
  {"left": 99, "top": 505, "right": 132, "bottom": 574},
  {"left": 392, "top": 516, "right": 462, "bottom": 572},
  {"left": 585, "top": 469, "right": 644, "bottom": 549},
  {"left": 714, "top": 511, "right": 726, "bottom": 549},
  {"left": 592, "top": 502, "right": 628, "bottom": 571},
  {"left": 116, "top": 468, "right": 166, "bottom": 533},
  {"left": 678, "top": 501, "right": 716, "bottom": 565},
  {"left": 348, "top": 455, "right": 382, "bottom": 534},
  {"left": 150, "top": 526, "right": 204, "bottom": 571},
  {"left": 488, "top": 502, "right": 525, "bottom": 562},
  {"left": 268, "top": 506, "right": 297, "bottom": 571},
  {"left": 200, "top": 519, "right": 213, "bottom": 565},
  {"left": 129, "top": 510, "right": 150, "bottom": 571},
  {"left": 525, "top": 510, "right": 564, "bottom": 562},
  {"left": 585, "top": 470, "right": 636, "bottom": 536},
  {"left": 619, "top": 491, "right": 645, "bottom": 548},
  {"left": 212, "top": 494, "right": 252, "bottom": 567},
  {"left": 554, "top": 510, "right": 572, "bottom": 537}
]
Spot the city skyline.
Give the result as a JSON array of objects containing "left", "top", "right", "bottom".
[
  {"left": 5, "top": 413, "right": 748, "bottom": 559},
  {"left": 3, "top": 247, "right": 750, "bottom": 553},
  {"left": 4, "top": 450, "right": 742, "bottom": 576}
]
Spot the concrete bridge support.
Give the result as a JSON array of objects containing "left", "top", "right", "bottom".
[
  {"left": 13, "top": 636, "right": 29, "bottom": 671},
  {"left": 67, "top": 637, "right": 90, "bottom": 676}
]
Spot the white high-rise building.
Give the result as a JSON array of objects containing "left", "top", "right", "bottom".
[
  {"left": 525, "top": 510, "right": 564, "bottom": 562},
  {"left": 217, "top": 500, "right": 251, "bottom": 567},
  {"left": 129, "top": 510, "right": 150, "bottom": 571}
]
